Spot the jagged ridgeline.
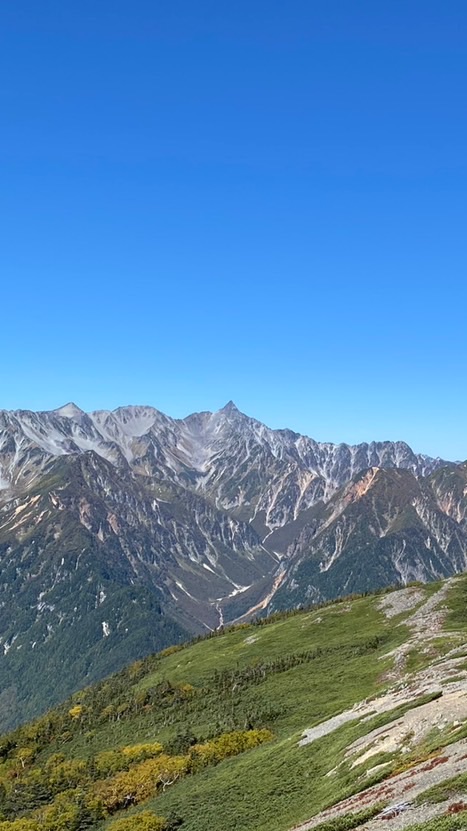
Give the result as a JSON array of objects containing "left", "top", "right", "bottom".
[
  {"left": 1, "top": 402, "right": 467, "bottom": 730},
  {"left": 2, "top": 577, "right": 467, "bottom": 831}
]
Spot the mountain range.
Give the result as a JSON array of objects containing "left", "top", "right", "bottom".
[{"left": 1, "top": 400, "right": 466, "bottom": 730}]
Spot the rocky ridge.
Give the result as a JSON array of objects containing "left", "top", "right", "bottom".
[{"left": 0, "top": 401, "right": 466, "bottom": 729}]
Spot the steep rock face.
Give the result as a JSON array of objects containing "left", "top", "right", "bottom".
[
  {"left": 0, "top": 401, "right": 465, "bottom": 731},
  {"left": 0, "top": 401, "right": 457, "bottom": 630},
  {"left": 0, "top": 445, "right": 277, "bottom": 730},
  {"left": 429, "top": 462, "right": 467, "bottom": 528},
  {"left": 270, "top": 467, "right": 467, "bottom": 610},
  {"left": 0, "top": 401, "right": 445, "bottom": 528},
  {"left": 0, "top": 451, "right": 276, "bottom": 631}
]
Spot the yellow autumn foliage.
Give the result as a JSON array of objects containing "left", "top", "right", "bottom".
[
  {"left": 93, "top": 742, "right": 163, "bottom": 778},
  {"left": 68, "top": 705, "right": 84, "bottom": 721},
  {"left": 92, "top": 728, "right": 272, "bottom": 812},
  {"left": 189, "top": 728, "right": 273, "bottom": 769},
  {"left": 120, "top": 742, "right": 163, "bottom": 761},
  {"left": 107, "top": 811, "right": 167, "bottom": 830},
  {"left": 95, "top": 754, "right": 189, "bottom": 812},
  {"left": 45, "top": 757, "right": 87, "bottom": 790}
]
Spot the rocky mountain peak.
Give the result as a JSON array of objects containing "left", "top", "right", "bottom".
[
  {"left": 218, "top": 400, "right": 240, "bottom": 415},
  {"left": 53, "top": 402, "right": 85, "bottom": 419},
  {"left": 1, "top": 400, "right": 466, "bottom": 736}
]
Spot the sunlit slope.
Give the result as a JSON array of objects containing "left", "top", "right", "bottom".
[
  {"left": 2, "top": 402, "right": 467, "bottom": 736},
  {"left": 2, "top": 575, "right": 467, "bottom": 831}
]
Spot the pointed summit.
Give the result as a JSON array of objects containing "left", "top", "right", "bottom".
[
  {"left": 219, "top": 400, "right": 240, "bottom": 415},
  {"left": 53, "top": 402, "right": 85, "bottom": 419}
]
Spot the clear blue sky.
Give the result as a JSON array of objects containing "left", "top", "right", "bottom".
[{"left": 1, "top": 1, "right": 466, "bottom": 459}]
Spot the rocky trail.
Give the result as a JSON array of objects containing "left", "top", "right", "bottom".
[
  {"left": 294, "top": 736, "right": 467, "bottom": 830},
  {"left": 294, "top": 579, "right": 467, "bottom": 830}
]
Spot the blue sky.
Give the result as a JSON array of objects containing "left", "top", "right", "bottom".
[{"left": 1, "top": 1, "right": 466, "bottom": 458}]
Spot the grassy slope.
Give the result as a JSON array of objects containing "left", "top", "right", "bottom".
[
  {"left": 61, "top": 593, "right": 409, "bottom": 830},
  {"left": 5, "top": 576, "right": 467, "bottom": 831}
]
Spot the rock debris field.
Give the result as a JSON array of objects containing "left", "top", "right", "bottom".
[{"left": 294, "top": 579, "right": 467, "bottom": 830}]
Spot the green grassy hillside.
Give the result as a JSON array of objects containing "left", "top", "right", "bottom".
[{"left": 2, "top": 576, "right": 467, "bottom": 831}]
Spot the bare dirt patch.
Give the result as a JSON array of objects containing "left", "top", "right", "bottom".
[{"left": 295, "top": 578, "right": 467, "bottom": 830}]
